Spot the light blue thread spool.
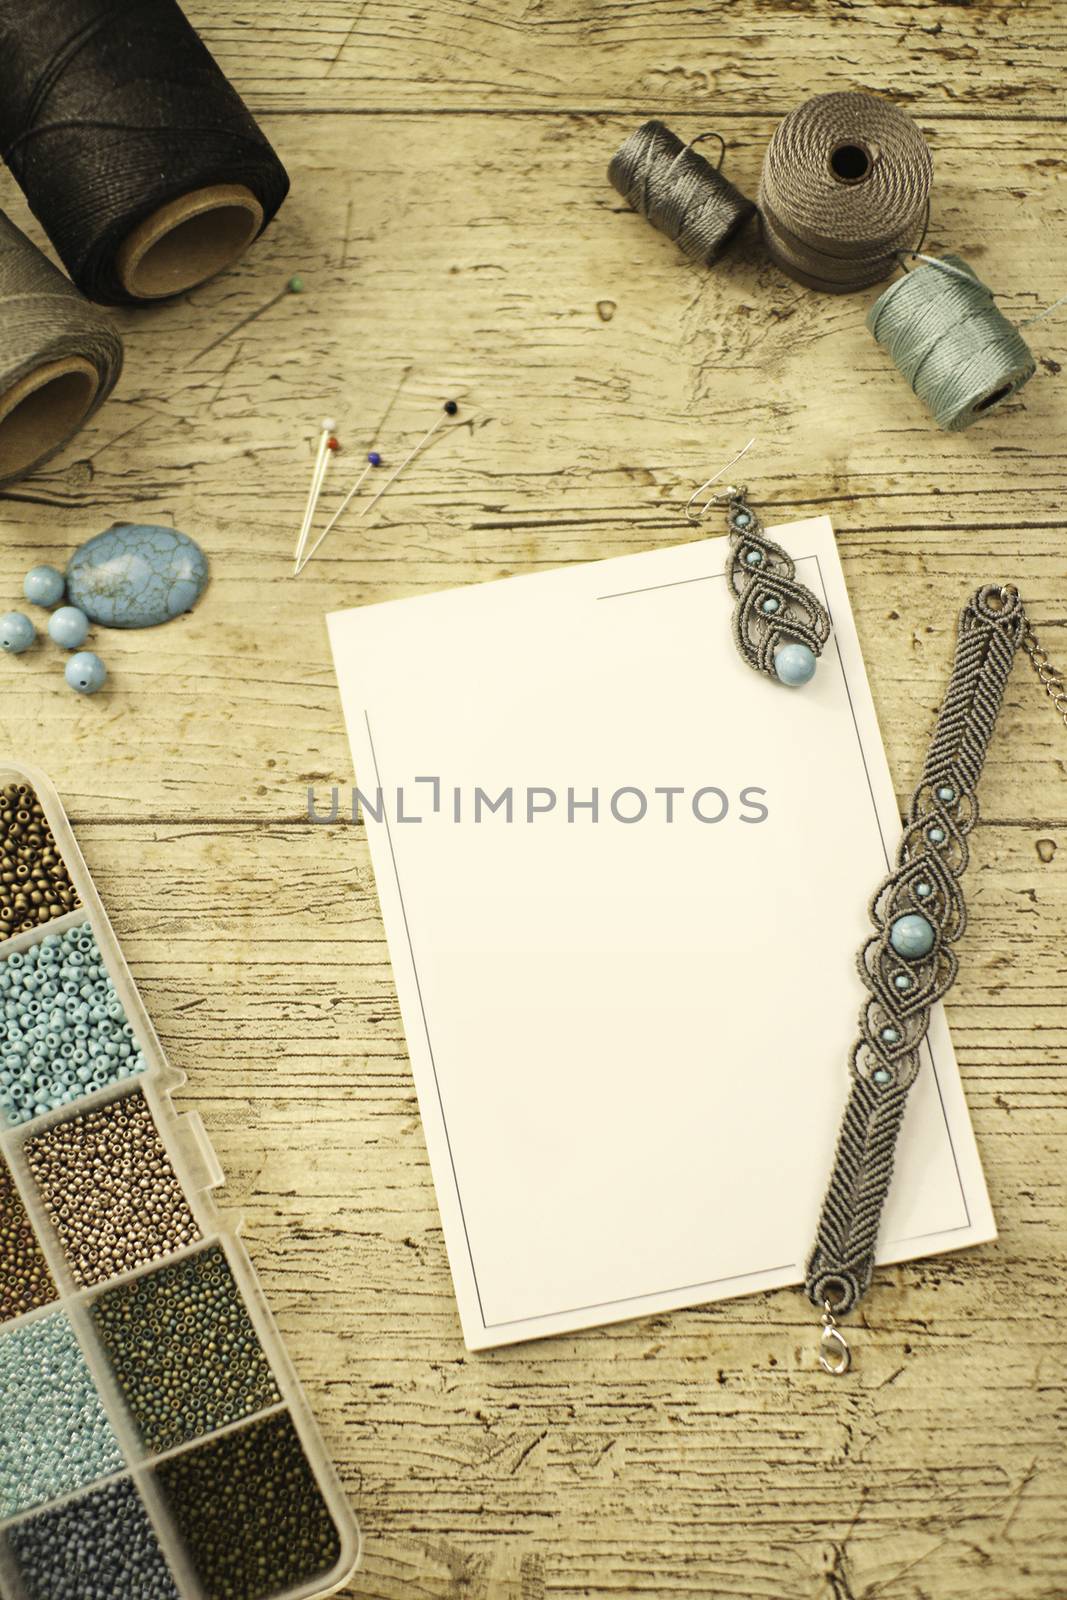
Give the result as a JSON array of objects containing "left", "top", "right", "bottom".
[{"left": 867, "top": 254, "right": 1036, "bottom": 431}]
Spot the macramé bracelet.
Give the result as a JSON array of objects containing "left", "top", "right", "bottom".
[{"left": 806, "top": 583, "right": 1066, "bottom": 1374}]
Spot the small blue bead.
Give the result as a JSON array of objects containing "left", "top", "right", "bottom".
[
  {"left": 23, "top": 565, "right": 65, "bottom": 608},
  {"left": 773, "top": 642, "right": 816, "bottom": 686},
  {"left": 890, "top": 913, "right": 935, "bottom": 959},
  {"left": 894, "top": 973, "right": 912, "bottom": 991},
  {"left": 872, "top": 1067, "right": 892, "bottom": 1086},
  {"left": 744, "top": 548, "right": 763, "bottom": 567},
  {"left": 65, "top": 652, "right": 107, "bottom": 695},
  {"left": 916, "top": 881, "right": 933, "bottom": 899},
  {"left": 762, "top": 596, "right": 780, "bottom": 614},
  {"left": 733, "top": 510, "right": 751, "bottom": 527},
  {"left": 49, "top": 606, "right": 90, "bottom": 650},
  {"left": 928, "top": 826, "right": 946, "bottom": 845},
  {"left": 937, "top": 784, "right": 956, "bottom": 803},
  {"left": 880, "top": 1025, "right": 900, "bottom": 1044},
  {"left": 368, "top": 451, "right": 382, "bottom": 467},
  {"left": 0, "top": 612, "right": 36, "bottom": 654}
]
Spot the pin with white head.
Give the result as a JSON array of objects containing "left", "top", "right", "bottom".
[{"left": 293, "top": 418, "right": 339, "bottom": 573}]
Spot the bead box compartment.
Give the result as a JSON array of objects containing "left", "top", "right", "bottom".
[{"left": 0, "top": 762, "right": 360, "bottom": 1600}]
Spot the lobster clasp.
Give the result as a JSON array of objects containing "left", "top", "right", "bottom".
[{"left": 819, "top": 1301, "right": 851, "bottom": 1376}]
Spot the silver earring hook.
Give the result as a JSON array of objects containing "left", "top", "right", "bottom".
[{"left": 685, "top": 437, "right": 757, "bottom": 523}]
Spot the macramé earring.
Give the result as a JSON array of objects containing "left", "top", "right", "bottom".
[{"left": 688, "top": 440, "right": 832, "bottom": 686}]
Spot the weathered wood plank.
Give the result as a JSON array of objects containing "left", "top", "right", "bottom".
[{"left": 193, "top": 1, "right": 1067, "bottom": 120}]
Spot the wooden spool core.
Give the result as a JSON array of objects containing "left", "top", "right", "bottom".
[
  {"left": 116, "top": 183, "right": 264, "bottom": 299},
  {"left": 0, "top": 357, "right": 99, "bottom": 480}
]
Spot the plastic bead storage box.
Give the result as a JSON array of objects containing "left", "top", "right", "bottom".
[{"left": 0, "top": 763, "right": 361, "bottom": 1600}]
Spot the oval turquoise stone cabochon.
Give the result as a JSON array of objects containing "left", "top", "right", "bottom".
[{"left": 66, "top": 525, "right": 209, "bottom": 629}]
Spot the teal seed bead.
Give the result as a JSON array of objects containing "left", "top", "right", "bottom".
[
  {"left": 773, "top": 642, "right": 816, "bottom": 686},
  {"left": 928, "top": 826, "right": 946, "bottom": 845},
  {"left": 915, "top": 881, "right": 933, "bottom": 899},
  {"left": 761, "top": 596, "right": 780, "bottom": 614},
  {"left": 733, "top": 510, "right": 751, "bottom": 527},
  {"left": 1, "top": 611, "right": 36, "bottom": 654},
  {"left": 23, "top": 565, "right": 65, "bottom": 607},
  {"left": 744, "top": 548, "right": 763, "bottom": 567},
  {"left": 66, "top": 652, "right": 107, "bottom": 695},
  {"left": 890, "top": 913, "right": 935, "bottom": 959},
  {"left": 880, "top": 1026, "right": 900, "bottom": 1044},
  {"left": 872, "top": 1067, "right": 892, "bottom": 1086},
  {"left": 49, "top": 606, "right": 90, "bottom": 649},
  {"left": 936, "top": 784, "right": 956, "bottom": 803}
]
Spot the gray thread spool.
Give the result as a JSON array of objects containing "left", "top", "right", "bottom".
[
  {"left": 759, "top": 92, "right": 932, "bottom": 293},
  {"left": 609, "top": 121, "right": 756, "bottom": 266},
  {"left": 0, "top": 212, "right": 122, "bottom": 486},
  {"left": 866, "top": 254, "right": 1036, "bottom": 431}
]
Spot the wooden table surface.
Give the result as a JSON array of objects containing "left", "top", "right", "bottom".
[{"left": 1, "top": 3, "right": 1065, "bottom": 1596}]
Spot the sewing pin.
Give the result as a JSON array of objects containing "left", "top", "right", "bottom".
[
  {"left": 192, "top": 275, "right": 305, "bottom": 363},
  {"left": 294, "top": 451, "right": 383, "bottom": 576},
  {"left": 293, "top": 419, "right": 339, "bottom": 574},
  {"left": 294, "top": 365, "right": 413, "bottom": 575},
  {"left": 357, "top": 400, "right": 461, "bottom": 522}
]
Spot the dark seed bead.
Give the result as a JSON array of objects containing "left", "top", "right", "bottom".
[
  {"left": 7, "top": 1476, "right": 179, "bottom": 1599},
  {"left": 0, "top": 1155, "right": 57, "bottom": 1323},
  {"left": 91, "top": 1244, "right": 280, "bottom": 1454},
  {"left": 155, "top": 1411, "right": 341, "bottom": 1600},
  {"left": 0, "top": 782, "right": 79, "bottom": 940}
]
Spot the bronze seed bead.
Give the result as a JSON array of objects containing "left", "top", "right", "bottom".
[
  {"left": 0, "top": 1156, "right": 57, "bottom": 1323},
  {"left": 24, "top": 1090, "right": 200, "bottom": 1289},
  {"left": 0, "top": 783, "right": 80, "bottom": 939}
]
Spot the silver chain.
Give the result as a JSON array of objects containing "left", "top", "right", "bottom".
[{"left": 1021, "top": 624, "right": 1067, "bottom": 732}]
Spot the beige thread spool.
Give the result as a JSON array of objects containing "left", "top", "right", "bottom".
[
  {"left": 115, "top": 183, "right": 265, "bottom": 300},
  {"left": 0, "top": 212, "right": 123, "bottom": 487},
  {"left": 759, "top": 92, "right": 933, "bottom": 294}
]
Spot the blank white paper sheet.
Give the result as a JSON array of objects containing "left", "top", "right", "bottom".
[{"left": 327, "top": 518, "right": 995, "bottom": 1349}]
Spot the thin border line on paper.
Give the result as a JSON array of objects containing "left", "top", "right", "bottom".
[{"left": 362, "top": 549, "right": 971, "bottom": 1334}]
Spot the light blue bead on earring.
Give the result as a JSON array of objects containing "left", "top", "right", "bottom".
[
  {"left": 23, "top": 565, "right": 65, "bottom": 607},
  {"left": 774, "top": 642, "right": 816, "bottom": 686},
  {"left": 890, "top": 913, "right": 934, "bottom": 959},
  {"left": 0, "top": 612, "right": 36, "bottom": 654},
  {"left": 65, "top": 653, "right": 107, "bottom": 695},
  {"left": 761, "top": 596, "right": 780, "bottom": 614},
  {"left": 49, "top": 607, "right": 90, "bottom": 649}
]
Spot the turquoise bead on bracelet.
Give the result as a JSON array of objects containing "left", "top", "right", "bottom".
[{"left": 889, "top": 913, "right": 935, "bottom": 960}]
